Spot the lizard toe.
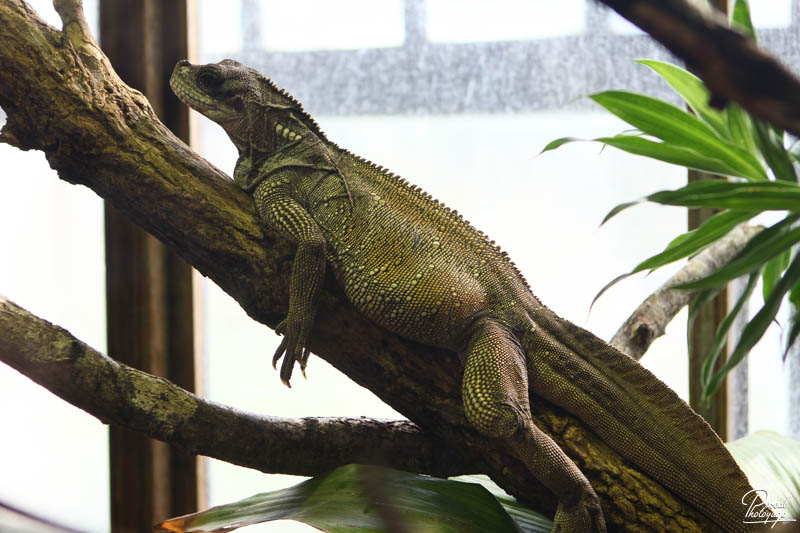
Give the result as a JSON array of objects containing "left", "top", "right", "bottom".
[
  {"left": 279, "top": 351, "right": 295, "bottom": 387},
  {"left": 272, "top": 337, "right": 287, "bottom": 370}
]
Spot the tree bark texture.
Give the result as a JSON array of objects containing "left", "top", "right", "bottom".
[{"left": 0, "top": 0, "right": 747, "bottom": 530}]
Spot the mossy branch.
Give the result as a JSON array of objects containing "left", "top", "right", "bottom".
[{"left": 0, "top": 295, "right": 469, "bottom": 478}]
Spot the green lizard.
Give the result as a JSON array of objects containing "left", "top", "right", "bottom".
[{"left": 171, "top": 59, "right": 762, "bottom": 532}]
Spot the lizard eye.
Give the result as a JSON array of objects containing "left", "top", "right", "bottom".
[{"left": 197, "top": 70, "right": 222, "bottom": 92}]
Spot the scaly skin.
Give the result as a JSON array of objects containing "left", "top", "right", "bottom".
[{"left": 171, "top": 59, "right": 763, "bottom": 532}]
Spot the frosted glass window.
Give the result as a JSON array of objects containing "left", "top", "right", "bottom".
[
  {"left": 259, "top": 0, "right": 405, "bottom": 51},
  {"left": 197, "top": 0, "right": 244, "bottom": 57},
  {"left": 427, "top": 0, "right": 586, "bottom": 42},
  {"left": 750, "top": 0, "right": 792, "bottom": 28},
  {"left": 0, "top": 148, "right": 108, "bottom": 532}
]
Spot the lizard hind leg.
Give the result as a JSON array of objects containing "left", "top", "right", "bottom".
[{"left": 461, "top": 319, "right": 606, "bottom": 533}]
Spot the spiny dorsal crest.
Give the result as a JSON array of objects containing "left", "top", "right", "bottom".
[{"left": 256, "top": 74, "right": 329, "bottom": 142}]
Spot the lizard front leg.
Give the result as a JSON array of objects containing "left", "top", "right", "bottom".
[
  {"left": 461, "top": 318, "right": 606, "bottom": 533},
  {"left": 253, "top": 176, "right": 326, "bottom": 386}
]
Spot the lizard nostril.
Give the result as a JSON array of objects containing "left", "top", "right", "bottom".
[{"left": 176, "top": 59, "right": 190, "bottom": 68}]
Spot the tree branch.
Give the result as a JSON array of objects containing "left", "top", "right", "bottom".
[
  {"left": 0, "top": 1, "right": 717, "bottom": 529},
  {"left": 598, "top": 0, "right": 800, "bottom": 137},
  {"left": 0, "top": 295, "right": 470, "bottom": 478},
  {"left": 611, "top": 224, "right": 763, "bottom": 359}
]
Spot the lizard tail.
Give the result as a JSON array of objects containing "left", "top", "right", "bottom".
[{"left": 523, "top": 306, "right": 762, "bottom": 533}]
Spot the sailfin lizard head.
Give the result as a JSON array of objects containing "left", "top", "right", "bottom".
[{"left": 170, "top": 59, "right": 314, "bottom": 152}]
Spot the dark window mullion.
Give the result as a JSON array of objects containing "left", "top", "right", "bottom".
[{"left": 99, "top": 1, "right": 198, "bottom": 530}]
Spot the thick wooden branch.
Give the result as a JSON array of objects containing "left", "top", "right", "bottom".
[
  {"left": 611, "top": 224, "right": 763, "bottom": 359},
  {"left": 598, "top": 0, "right": 800, "bottom": 137},
  {"left": 0, "top": 295, "right": 469, "bottom": 478},
  {"left": 0, "top": 1, "right": 716, "bottom": 529}
]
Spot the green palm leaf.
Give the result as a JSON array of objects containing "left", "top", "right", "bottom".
[
  {"left": 753, "top": 119, "right": 796, "bottom": 181},
  {"left": 595, "top": 135, "right": 752, "bottom": 177},
  {"left": 648, "top": 180, "right": 800, "bottom": 211},
  {"left": 703, "top": 252, "right": 800, "bottom": 399},
  {"left": 699, "top": 272, "right": 759, "bottom": 388},
  {"left": 634, "top": 210, "right": 756, "bottom": 273},
  {"left": 678, "top": 216, "right": 800, "bottom": 291},
  {"left": 591, "top": 91, "right": 766, "bottom": 180},
  {"left": 636, "top": 59, "right": 728, "bottom": 138}
]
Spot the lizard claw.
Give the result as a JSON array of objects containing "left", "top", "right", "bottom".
[
  {"left": 272, "top": 319, "right": 288, "bottom": 369},
  {"left": 279, "top": 346, "right": 296, "bottom": 386},
  {"left": 272, "top": 337, "right": 286, "bottom": 370},
  {"left": 271, "top": 316, "right": 312, "bottom": 387},
  {"left": 300, "top": 348, "right": 310, "bottom": 378}
]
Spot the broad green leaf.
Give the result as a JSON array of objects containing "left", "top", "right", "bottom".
[
  {"left": 704, "top": 251, "right": 800, "bottom": 398},
  {"left": 633, "top": 210, "right": 756, "bottom": 273},
  {"left": 678, "top": 215, "right": 800, "bottom": 291},
  {"left": 452, "top": 476, "right": 553, "bottom": 533},
  {"left": 700, "top": 272, "right": 759, "bottom": 387},
  {"left": 648, "top": 180, "right": 800, "bottom": 211},
  {"left": 731, "top": 0, "right": 758, "bottom": 42},
  {"left": 155, "top": 464, "right": 540, "bottom": 533},
  {"left": 727, "top": 431, "right": 800, "bottom": 520},
  {"left": 594, "top": 135, "right": 749, "bottom": 177},
  {"left": 753, "top": 119, "right": 796, "bottom": 181},
  {"left": 726, "top": 104, "right": 760, "bottom": 159},
  {"left": 590, "top": 91, "right": 766, "bottom": 180},
  {"left": 636, "top": 59, "right": 729, "bottom": 138}
]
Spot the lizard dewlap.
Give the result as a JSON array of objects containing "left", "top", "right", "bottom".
[{"left": 171, "top": 59, "right": 765, "bottom": 533}]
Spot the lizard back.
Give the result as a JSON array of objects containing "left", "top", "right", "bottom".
[{"left": 290, "top": 149, "right": 542, "bottom": 349}]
